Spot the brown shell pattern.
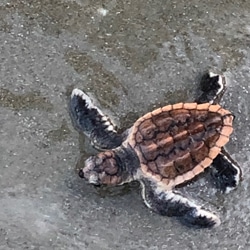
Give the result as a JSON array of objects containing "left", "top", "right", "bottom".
[{"left": 128, "top": 102, "right": 234, "bottom": 188}]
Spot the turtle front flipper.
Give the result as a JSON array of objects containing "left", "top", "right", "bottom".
[
  {"left": 195, "top": 72, "right": 226, "bottom": 104},
  {"left": 211, "top": 148, "right": 242, "bottom": 193},
  {"left": 70, "top": 88, "right": 123, "bottom": 150},
  {"left": 140, "top": 179, "right": 220, "bottom": 228}
]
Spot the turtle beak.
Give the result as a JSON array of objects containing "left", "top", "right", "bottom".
[
  {"left": 78, "top": 168, "right": 100, "bottom": 186},
  {"left": 78, "top": 157, "right": 101, "bottom": 186}
]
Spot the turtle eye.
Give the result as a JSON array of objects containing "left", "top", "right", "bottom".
[{"left": 78, "top": 169, "right": 84, "bottom": 178}]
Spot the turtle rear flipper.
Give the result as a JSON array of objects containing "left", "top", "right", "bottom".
[
  {"left": 70, "top": 89, "right": 123, "bottom": 150},
  {"left": 195, "top": 73, "right": 242, "bottom": 192},
  {"left": 140, "top": 179, "right": 220, "bottom": 228},
  {"left": 211, "top": 149, "right": 242, "bottom": 193},
  {"left": 196, "top": 72, "right": 226, "bottom": 104}
]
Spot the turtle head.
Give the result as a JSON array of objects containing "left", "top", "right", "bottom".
[{"left": 79, "top": 151, "right": 122, "bottom": 185}]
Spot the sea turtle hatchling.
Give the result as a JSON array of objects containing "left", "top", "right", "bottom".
[{"left": 69, "top": 72, "right": 242, "bottom": 228}]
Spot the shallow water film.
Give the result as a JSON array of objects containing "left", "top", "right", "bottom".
[{"left": 1, "top": 1, "right": 250, "bottom": 249}]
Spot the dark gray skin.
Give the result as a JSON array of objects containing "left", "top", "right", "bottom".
[{"left": 69, "top": 72, "right": 242, "bottom": 228}]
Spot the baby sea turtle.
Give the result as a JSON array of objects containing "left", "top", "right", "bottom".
[{"left": 69, "top": 72, "right": 242, "bottom": 228}]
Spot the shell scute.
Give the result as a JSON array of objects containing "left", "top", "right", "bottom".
[
  {"left": 169, "top": 108, "right": 189, "bottom": 117},
  {"left": 183, "top": 103, "right": 197, "bottom": 109},
  {"left": 188, "top": 122, "right": 204, "bottom": 135},
  {"left": 139, "top": 140, "right": 158, "bottom": 162},
  {"left": 151, "top": 113, "right": 174, "bottom": 132},
  {"left": 190, "top": 141, "right": 209, "bottom": 164},
  {"left": 155, "top": 135, "right": 174, "bottom": 149},
  {"left": 173, "top": 130, "right": 188, "bottom": 142},
  {"left": 200, "top": 157, "right": 213, "bottom": 168},
  {"left": 189, "top": 109, "right": 208, "bottom": 121},
  {"left": 175, "top": 137, "right": 191, "bottom": 151},
  {"left": 157, "top": 157, "right": 175, "bottom": 179},
  {"left": 135, "top": 131, "right": 144, "bottom": 144},
  {"left": 162, "top": 104, "right": 173, "bottom": 112},
  {"left": 209, "top": 104, "right": 221, "bottom": 113},
  {"left": 174, "top": 152, "right": 194, "bottom": 174},
  {"left": 147, "top": 161, "right": 159, "bottom": 174},
  {"left": 173, "top": 102, "right": 184, "bottom": 109},
  {"left": 215, "top": 134, "right": 230, "bottom": 147},
  {"left": 205, "top": 133, "right": 220, "bottom": 147},
  {"left": 208, "top": 146, "right": 221, "bottom": 159},
  {"left": 196, "top": 103, "right": 211, "bottom": 110},
  {"left": 223, "top": 114, "right": 234, "bottom": 125},
  {"left": 151, "top": 107, "right": 162, "bottom": 116},
  {"left": 204, "top": 115, "right": 222, "bottom": 129},
  {"left": 220, "top": 125, "right": 233, "bottom": 136},
  {"left": 139, "top": 118, "right": 157, "bottom": 140},
  {"left": 192, "top": 165, "right": 205, "bottom": 176}
]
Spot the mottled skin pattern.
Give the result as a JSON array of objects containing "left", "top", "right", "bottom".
[{"left": 69, "top": 72, "right": 242, "bottom": 228}]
